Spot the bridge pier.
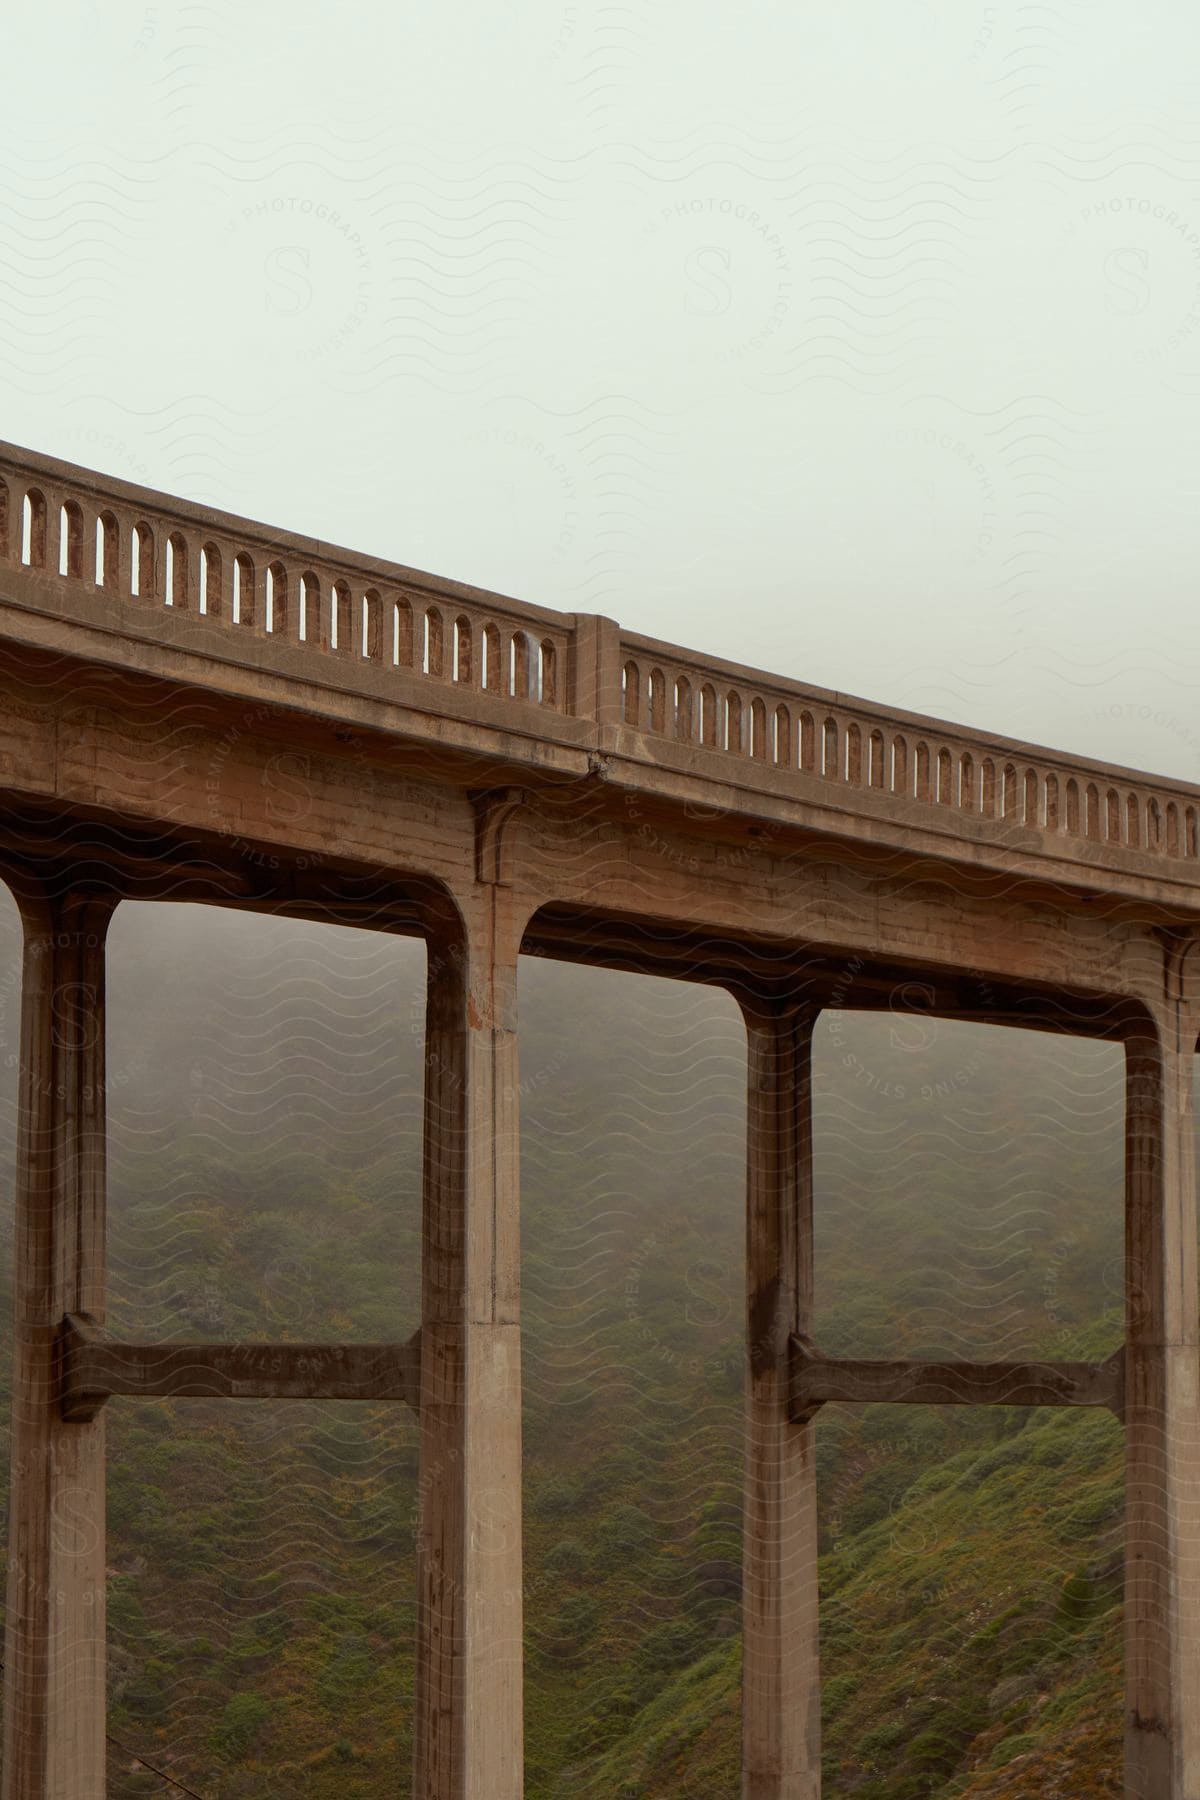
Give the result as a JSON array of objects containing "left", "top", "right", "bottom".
[
  {"left": 741, "top": 1001, "right": 821, "bottom": 1800},
  {"left": 3, "top": 889, "right": 112, "bottom": 1800},
  {"left": 1124, "top": 998, "right": 1200, "bottom": 1800},
  {"left": 414, "top": 888, "right": 527, "bottom": 1800}
]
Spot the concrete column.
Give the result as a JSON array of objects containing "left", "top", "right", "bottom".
[
  {"left": 741, "top": 1000, "right": 821, "bottom": 1800},
  {"left": 414, "top": 886, "right": 527, "bottom": 1800},
  {"left": 3, "top": 889, "right": 112, "bottom": 1800},
  {"left": 1124, "top": 1003, "right": 1200, "bottom": 1800}
]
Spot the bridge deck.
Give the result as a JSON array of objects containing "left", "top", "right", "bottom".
[{"left": 1, "top": 439, "right": 1198, "bottom": 913}]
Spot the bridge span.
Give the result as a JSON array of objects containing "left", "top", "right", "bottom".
[{"left": 0, "top": 440, "right": 1197, "bottom": 1797}]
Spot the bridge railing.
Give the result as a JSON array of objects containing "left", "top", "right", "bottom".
[
  {"left": 617, "top": 629, "right": 1200, "bottom": 863},
  {"left": 1, "top": 441, "right": 1198, "bottom": 867},
  {"left": 0, "top": 445, "right": 573, "bottom": 716}
]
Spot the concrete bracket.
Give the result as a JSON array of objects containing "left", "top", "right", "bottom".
[
  {"left": 788, "top": 1332, "right": 826, "bottom": 1426},
  {"left": 1159, "top": 928, "right": 1200, "bottom": 1041},
  {"left": 57, "top": 1311, "right": 111, "bottom": 1424},
  {"left": 470, "top": 786, "right": 527, "bottom": 886}
]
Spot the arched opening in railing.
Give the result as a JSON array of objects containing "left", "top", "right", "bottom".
[
  {"left": 1187, "top": 807, "right": 1198, "bottom": 858},
  {"left": 299, "top": 571, "right": 322, "bottom": 643},
  {"left": 727, "top": 691, "right": 743, "bottom": 754},
  {"left": 0, "top": 477, "right": 8, "bottom": 559},
  {"left": 845, "top": 722, "right": 862, "bottom": 784},
  {"left": 1003, "top": 764, "right": 1019, "bottom": 819},
  {"left": 391, "top": 595, "right": 413, "bottom": 668},
  {"left": 1085, "top": 784, "right": 1101, "bottom": 840},
  {"left": 891, "top": 735, "right": 908, "bottom": 795},
  {"left": 539, "top": 640, "right": 557, "bottom": 707},
  {"left": 1166, "top": 802, "right": 1180, "bottom": 856},
  {"left": 483, "top": 622, "right": 503, "bottom": 693},
  {"left": 915, "top": 740, "right": 931, "bottom": 803},
  {"left": 1064, "top": 780, "right": 1080, "bottom": 835},
  {"left": 980, "top": 758, "right": 996, "bottom": 818},
  {"left": 775, "top": 705, "right": 792, "bottom": 768},
  {"left": 750, "top": 697, "right": 768, "bottom": 761},
  {"left": 958, "top": 752, "right": 974, "bottom": 809},
  {"left": 700, "top": 684, "right": 718, "bottom": 747},
  {"left": 937, "top": 746, "right": 953, "bottom": 805},
  {"left": 1106, "top": 788, "right": 1121, "bottom": 843},
  {"left": 97, "top": 512, "right": 120, "bottom": 589},
  {"left": 1126, "top": 792, "right": 1140, "bottom": 848},
  {"left": 823, "top": 716, "right": 840, "bottom": 781},
  {"left": 866, "top": 727, "right": 886, "bottom": 788},
  {"left": 675, "top": 676, "right": 694, "bottom": 742},
  {"left": 200, "top": 543, "right": 223, "bottom": 617},
  {"left": 799, "top": 712, "right": 816, "bottom": 774},
  {"left": 1024, "top": 768, "right": 1040, "bottom": 825},
  {"left": 622, "top": 660, "right": 641, "bottom": 726},
  {"left": 22, "top": 488, "right": 47, "bottom": 568},
  {"left": 329, "top": 580, "right": 353, "bottom": 654},
  {"left": 266, "top": 562, "right": 288, "bottom": 636},
  {"left": 454, "top": 615, "right": 473, "bottom": 684},
  {"left": 59, "top": 501, "right": 84, "bottom": 579},
  {"left": 1045, "top": 774, "right": 1059, "bottom": 830},
  {"left": 510, "top": 626, "right": 536, "bottom": 694},
  {"left": 361, "top": 589, "right": 383, "bottom": 661},
  {"left": 962, "top": 752, "right": 980, "bottom": 810},
  {"left": 165, "top": 533, "right": 188, "bottom": 609},
  {"left": 132, "top": 522, "right": 156, "bottom": 599},
  {"left": 233, "top": 552, "right": 255, "bottom": 627},
  {"left": 424, "top": 607, "right": 445, "bottom": 678},
  {"left": 648, "top": 668, "right": 666, "bottom": 734}
]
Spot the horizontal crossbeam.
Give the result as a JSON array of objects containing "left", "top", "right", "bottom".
[
  {"left": 58, "top": 1313, "right": 422, "bottom": 1421},
  {"left": 788, "top": 1335, "right": 1125, "bottom": 1425}
]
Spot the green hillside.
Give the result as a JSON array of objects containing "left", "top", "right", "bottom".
[
  {"left": 0, "top": 896, "right": 1183, "bottom": 1796},
  {"left": 569, "top": 1383, "right": 1124, "bottom": 1800}
]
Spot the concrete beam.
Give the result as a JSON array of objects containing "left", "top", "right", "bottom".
[
  {"left": 57, "top": 1314, "right": 422, "bottom": 1419},
  {"left": 789, "top": 1340, "right": 1125, "bottom": 1424}
]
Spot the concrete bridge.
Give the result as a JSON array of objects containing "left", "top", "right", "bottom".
[{"left": 0, "top": 438, "right": 1197, "bottom": 1798}]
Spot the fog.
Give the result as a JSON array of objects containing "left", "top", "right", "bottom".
[{"left": 4, "top": 3, "right": 1200, "bottom": 776}]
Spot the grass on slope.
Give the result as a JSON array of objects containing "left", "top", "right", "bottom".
[{"left": 572, "top": 1367, "right": 1124, "bottom": 1800}]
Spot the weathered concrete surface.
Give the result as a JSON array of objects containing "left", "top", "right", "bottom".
[
  {"left": 741, "top": 1003, "right": 821, "bottom": 1800},
  {"left": 416, "top": 889, "right": 528, "bottom": 1800},
  {"left": 3, "top": 891, "right": 110, "bottom": 1800},
  {"left": 789, "top": 1342, "right": 1126, "bottom": 1421},
  {"left": 57, "top": 1314, "right": 423, "bottom": 1418},
  {"left": 1124, "top": 971, "right": 1200, "bottom": 1800}
]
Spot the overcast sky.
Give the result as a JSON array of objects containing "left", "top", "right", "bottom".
[{"left": 4, "top": 2, "right": 1200, "bottom": 780}]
